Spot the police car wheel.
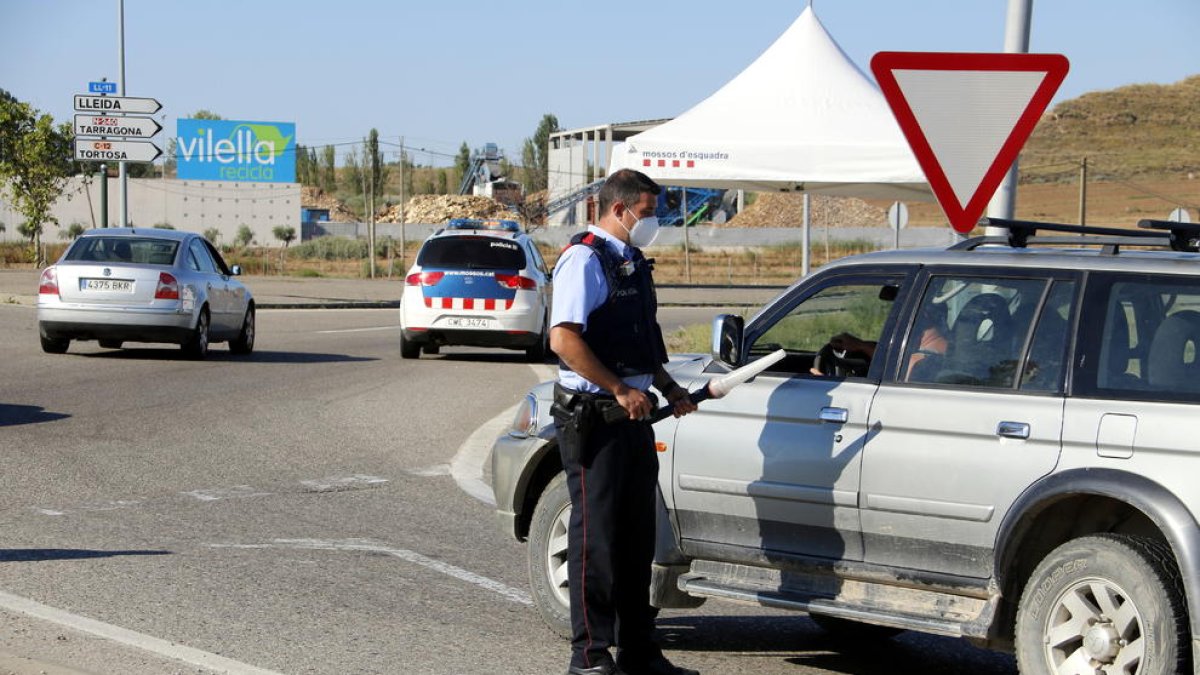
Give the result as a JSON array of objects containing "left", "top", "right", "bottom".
[
  {"left": 400, "top": 332, "right": 420, "bottom": 359},
  {"left": 527, "top": 471, "right": 572, "bottom": 639}
]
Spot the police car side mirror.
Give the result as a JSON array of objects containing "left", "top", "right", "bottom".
[{"left": 712, "top": 314, "right": 744, "bottom": 368}]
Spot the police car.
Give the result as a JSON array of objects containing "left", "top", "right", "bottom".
[{"left": 400, "top": 219, "right": 551, "bottom": 360}]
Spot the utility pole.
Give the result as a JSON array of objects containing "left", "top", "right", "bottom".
[
  {"left": 117, "top": 0, "right": 129, "bottom": 227},
  {"left": 399, "top": 137, "right": 406, "bottom": 268},
  {"left": 99, "top": 163, "right": 108, "bottom": 228},
  {"left": 985, "top": 0, "right": 1033, "bottom": 237},
  {"left": 1078, "top": 156, "right": 1088, "bottom": 226}
]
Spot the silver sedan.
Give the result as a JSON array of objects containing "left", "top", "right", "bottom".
[{"left": 37, "top": 228, "right": 255, "bottom": 358}]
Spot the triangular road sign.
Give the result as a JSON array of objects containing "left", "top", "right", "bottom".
[{"left": 871, "top": 52, "right": 1069, "bottom": 233}]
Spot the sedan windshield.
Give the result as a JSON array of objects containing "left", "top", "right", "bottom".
[{"left": 65, "top": 237, "right": 180, "bottom": 265}]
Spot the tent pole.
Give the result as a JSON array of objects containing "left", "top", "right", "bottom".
[{"left": 802, "top": 193, "right": 811, "bottom": 277}]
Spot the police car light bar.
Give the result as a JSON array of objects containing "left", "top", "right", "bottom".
[{"left": 447, "top": 218, "right": 521, "bottom": 233}]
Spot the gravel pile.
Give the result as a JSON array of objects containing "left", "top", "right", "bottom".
[
  {"left": 300, "top": 187, "right": 359, "bottom": 223},
  {"left": 379, "top": 195, "right": 516, "bottom": 224},
  {"left": 727, "top": 193, "right": 887, "bottom": 228}
]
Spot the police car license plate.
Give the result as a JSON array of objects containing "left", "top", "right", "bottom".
[
  {"left": 81, "top": 278, "right": 133, "bottom": 292},
  {"left": 444, "top": 317, "right": 493, "bottom": 329}
]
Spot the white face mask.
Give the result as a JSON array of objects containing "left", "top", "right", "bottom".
[{"left": 621, "top": 207, "right": 660, "bottom": 248}]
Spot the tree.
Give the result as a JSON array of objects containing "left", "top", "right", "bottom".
[
  {"left": 152, "top": 222, "right": 175, "bottom": 229},
  {"left": 365, "top": 129, "right": 389, "bottom": 200},
  {"left": 521, "top": 113, "right": 559, "bottom": 193},
  {"left": 436, "top": 169, "right": 448, "bottom": 194},
  {"left": 235, "top": 224, "right": 254, "bottom": 248},
  {"left": 59, "top": 222, "right": 86, "bottom": 241},
  {"left": 455, "top": 141, "right": 471, "bottom": 189},
  {"left": 272, "top": 225, "right": 296, "bottom": 247},
  {"left": 203, "top": 227, "right": 220, "bottom": 243},
  {"left": 0, "top": 90, "right": 76, "bottom": 266},
  {"left": 320, "top": 145, "right": 336, "bottom": 193}
]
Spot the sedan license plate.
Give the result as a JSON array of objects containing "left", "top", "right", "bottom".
[
  {"left": 443, "top": 317, "right": 493, "bottom": 329},
  {"left": 81, "top": 278, "right": 133, "bottom": 292}
]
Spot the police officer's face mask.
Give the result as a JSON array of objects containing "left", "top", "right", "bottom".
[{"left": 620, "top": 205, "right": 660, "bottom": 248}]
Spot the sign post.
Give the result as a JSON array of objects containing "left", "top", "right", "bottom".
[{"left": 871, "top": 52, "right": 1069, "bottom": 234}]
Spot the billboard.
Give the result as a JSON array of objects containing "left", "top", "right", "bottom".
[{"left": 175, "top": 119, "right": 296, "bottom": 183}]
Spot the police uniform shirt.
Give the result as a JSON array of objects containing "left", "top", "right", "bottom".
[{"left": 552, "top": 225, "right": 654, "bottom": 394}]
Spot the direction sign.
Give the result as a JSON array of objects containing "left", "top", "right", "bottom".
[
  {"left": 1169, "top": 207, "right": 1193, "bottom": 224},
  {"left": 73, "top": 94, "right": 162, "bottom": 115},
  {"left": 887, "top": 201, "right": 909, "bottom": 230},
  {"left": 871, "top": 52, "right": 1069, "bottom": 234},
  {"left": 74, "top": 114, "right": 162, "bottom": 139},
  {"left": 88, "top": 81, "right": 117, "bottom": 94},
  {"left": 74, "top": 139, "right": 162, "bottom": 163}
]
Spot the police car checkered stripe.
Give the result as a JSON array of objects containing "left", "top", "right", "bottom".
[{"left": 423, "top": 297, "right": 514, "bottom": 311}]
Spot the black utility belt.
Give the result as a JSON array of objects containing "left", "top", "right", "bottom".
[{"left": 552, "top": 383, "right": 658, "bottom": 425}]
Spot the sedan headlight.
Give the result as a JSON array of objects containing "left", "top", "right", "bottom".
[{"left": 509, "top": 393, "right": 539, "bottom": 438}]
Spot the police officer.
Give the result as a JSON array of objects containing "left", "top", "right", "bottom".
[{"left": 549, "top": 169, "right": 699, "bottom": 675}]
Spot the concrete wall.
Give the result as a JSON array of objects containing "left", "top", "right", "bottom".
[{"left": 0, "top": 177, "right": 300, "bottom": 247}]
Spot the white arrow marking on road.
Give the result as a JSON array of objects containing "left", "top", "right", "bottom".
[{"left": 210, "top": 538, "right": 532, "bottom": 606}]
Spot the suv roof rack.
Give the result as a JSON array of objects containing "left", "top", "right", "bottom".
[{"left": 950, "top": 218, "right": 1200, "bottom": 254}]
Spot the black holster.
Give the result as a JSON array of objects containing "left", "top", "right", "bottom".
[{"left": 551, "top": 384, "right": 657, "bottom": 465}]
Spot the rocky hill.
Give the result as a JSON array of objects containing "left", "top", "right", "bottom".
[{"left": 1023, "top": 74, "right": 1200, "bottom": 182}]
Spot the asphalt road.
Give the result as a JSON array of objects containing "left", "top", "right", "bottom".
[{"left": 0, "top": 304, "right": 1017, "bottom": 675}]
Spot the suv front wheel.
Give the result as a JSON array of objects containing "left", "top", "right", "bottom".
[
  {"left": 528, "top": 471, "right": 572, "bottom": 639},
  {"left": 1015, "top": 534, "right": 1189, "bottom": 675}
]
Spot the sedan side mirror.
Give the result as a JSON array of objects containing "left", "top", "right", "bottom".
[
  {"left": 711, "top": 314, "right": 744, "bottom": 369},
  {"left": 230, "top": 265, "right": 243, "bottom": 276}
]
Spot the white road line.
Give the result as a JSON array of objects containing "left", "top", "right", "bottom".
[
  {"left": 315, "top": 325, "right": 400, "bottom": 334},
  {"left": 211, "top": 538, "right": 532, "bottom": 606},
  {"left": 0, "top": 590, "right": 286, "bottom": 675}
]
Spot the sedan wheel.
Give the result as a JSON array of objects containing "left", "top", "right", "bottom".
[
  {"left": 40, "top": 335, "right": 70, "bottom": 354},
  {"left": 1016, "top": 534, "right": 1188, "bottom": 675},
  {"left": 183, "top": 310, "right": 210, "bottom": 360},
  {"left": 527, "top": 471, "right": 572, "bottom": 639},
  {"left": 229, "top": 307, "right": 255, "bottom": 355}
]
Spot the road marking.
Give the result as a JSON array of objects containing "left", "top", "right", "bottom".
[
  {"left": 299, "top": 474, "right": 389, "bottom": 493},
  {"left": 406, "top": 464, "right": 450, "bottom": 477},
  {"left": 0, "top": 590, "right": 286, "bottom": 675},
  {"left": 181, "top": 486, "right": 271, "bottom": 502},
  {"left": 315, "top": 325, "right": 400, "bottom": 334},
  {"left": 210, "top": 538, "right": 532, "bottom": 606}
]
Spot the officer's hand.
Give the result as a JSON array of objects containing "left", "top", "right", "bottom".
[
  {"left": 614, "top": 385, "right": 651, "bottom": 421},
  {"left": 667, "top": 386, "right": 698, "bottom": 418}
]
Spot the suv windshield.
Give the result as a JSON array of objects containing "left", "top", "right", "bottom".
[
  {"left": 417, "top": 236, "right": 525, "bottom": 270},
  {"left": 65, "top": 237, "right": 179, "bottom": 265}
]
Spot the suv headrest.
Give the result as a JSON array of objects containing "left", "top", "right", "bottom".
[{"left": 1147, "top": 310, "right": 1200, "bottom": 392}]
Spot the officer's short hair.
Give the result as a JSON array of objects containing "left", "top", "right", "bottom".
[{"left": 599, "top": 169, "right": 662, "bottom": 215}]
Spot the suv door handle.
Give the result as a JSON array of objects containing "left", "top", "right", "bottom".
[
  {"left": 997, "top": 421, "right": 1031, "bottom": 439},
  {"left": 819, "top": 407, "right": 848, "bottom": 424}
]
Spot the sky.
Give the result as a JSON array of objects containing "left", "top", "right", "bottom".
[{"left": 2, "top": 0, "right": 1197, "bottom": 169}]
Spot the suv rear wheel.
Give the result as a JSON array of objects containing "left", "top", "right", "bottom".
[
  {"left": 528, "top": 471, "right": 572, "bottom": 639},
  {"left": 1015, "top": 534, "right": 1189, "bottom": 675}
]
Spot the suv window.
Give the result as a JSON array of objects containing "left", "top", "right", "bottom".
[
  {"left": 902, "top": 275, "right": 1047, "bottom": 388},
  {"left": 417, "top": 236, "right": 526, "bottom": 270},
  {"left": 1079, "top": 273, "right": 1200, "bottom": 401},
  {"left": 749, "top": 279, "right": 901, "bottom": 376}
]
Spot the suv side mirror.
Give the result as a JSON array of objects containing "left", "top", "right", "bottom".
[
  {"left": 230, "top": 264, "right": 243, "bottom": 276},
  {"left": 711, "top": 314, "right": 744, "bottom": 368}
]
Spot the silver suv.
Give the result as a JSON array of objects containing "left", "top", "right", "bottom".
[{"left": 492, "top": 219, "right": 1200, "bottom": 675}]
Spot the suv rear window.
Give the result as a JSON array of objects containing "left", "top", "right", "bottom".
[
  {"left": 417, "top": 236, "right": 525, "bottom": 270},
  {"left": 65, "top": 237, "right": 179, "bottom": 266}
]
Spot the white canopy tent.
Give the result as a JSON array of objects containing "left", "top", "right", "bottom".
[{"left": 609, "top": 6, "right": 930, "bottom": 202}]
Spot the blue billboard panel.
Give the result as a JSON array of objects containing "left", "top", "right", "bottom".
[{"left": 175, "top": 119, "right": 296, "bottom": 183}]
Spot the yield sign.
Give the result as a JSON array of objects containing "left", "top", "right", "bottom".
[{"left": 871, "top": 52, "right": 1069, "bottom": 233}]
